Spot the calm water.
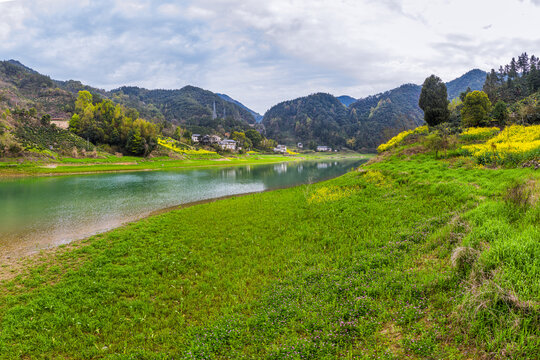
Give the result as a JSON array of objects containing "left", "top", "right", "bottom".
[{"left": 0, "top": 159, "right": 365, "bottom": 258}]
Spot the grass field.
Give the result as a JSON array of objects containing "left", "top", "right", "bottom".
[{"left": 0, "top": 143, "right": 538, "bottom": 358}]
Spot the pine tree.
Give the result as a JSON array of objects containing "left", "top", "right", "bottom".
[
  {"left": 509, "top": 58, "right": 518, "bottom": 79},
  {"left": 517, "top": 52, "right": 529, "bottom": 75}
]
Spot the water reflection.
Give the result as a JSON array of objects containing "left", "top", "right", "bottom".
[{"left": 0, "top": 159, "right": 365, "bottom": 258}]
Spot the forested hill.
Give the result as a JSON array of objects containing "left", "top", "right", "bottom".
[
  {"left": 109, "top": 86, "right": 256, "bottom": 134},
  {"left": 446, "top": 69, "right": 487, "bottom": 99},
  {"left": 348, "top": 84, "right": 424, "bottom": 150},
  {"left": 217, "top": 93, "right": 263, "bottom": 123},
  {"left": 0, "top": 60, "right": 76, "bottom": 119},
  {"left": 262, "top": 70, "right": 488, "bottom": 151},
  {"left": 263, "top": 93, "right": 351, "bottom": 148},
  {"left": 1, "top": 60, "right": 259, "bottom": 136}
]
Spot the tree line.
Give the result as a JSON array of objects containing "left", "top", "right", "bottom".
[{"left": 419, "top": 53, "right": 540, "bottom": 129}]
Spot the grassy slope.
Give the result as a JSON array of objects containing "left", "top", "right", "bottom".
[
  {"left": 0, "top": 153, "right": 368, "bottom": 177},
  {"left": 0, "top": 154, "right": 538, "bottom": 359}
]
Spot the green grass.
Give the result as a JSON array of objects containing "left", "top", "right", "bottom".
[{"left": 0, "top": 153, "right": 537, "bottom": 359}]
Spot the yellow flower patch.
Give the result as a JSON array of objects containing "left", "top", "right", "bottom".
[
  {"left": 460, "top": 127, "right": 500, "bottom": 141},
  {"left": 377, "top": 126, "right": 428, "bottom": 153},
  {"left": 462, "top": 125, "right": 540, "bottom": 159}
]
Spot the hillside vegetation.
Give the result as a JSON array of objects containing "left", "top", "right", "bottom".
[{"left": 111, "top": 86, "right": 256, "bottom": 134}]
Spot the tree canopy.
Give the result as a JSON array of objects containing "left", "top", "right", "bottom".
[
  {"left": 418, "top": 75, "right": 450, "bottom": 127},
  {"left": 69, "top": 91, "right": 158, "bottom": 156},
  {"left": 461, "top": 91, "right": 492, "bottom": 127}
]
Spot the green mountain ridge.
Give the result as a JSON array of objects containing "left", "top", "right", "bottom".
[{"left": 262, "top": 70, "right": 487, "bottom": 151}]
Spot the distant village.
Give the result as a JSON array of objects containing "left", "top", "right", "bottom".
[{"left": 191, "top": 134, "right": 336, "bottom": 154}]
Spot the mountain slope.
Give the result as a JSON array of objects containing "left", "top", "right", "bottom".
[
  {"left": 348, "top": 83, "right": 424, "bottom": 150},
  {"left": 111, "top": 86, "right": 256, "bottom": 134},
  {"left": 263, "top": 93, "right": 351, "bottom": 147},
  {"left": 446, "top": 69, "right": 487, "bottom": 100},
  {"left": 0, "top": 60, "right": 75, "bottom": 118},
  {"left": 216, "top": 93, "right": 263, "bottom": 123}
]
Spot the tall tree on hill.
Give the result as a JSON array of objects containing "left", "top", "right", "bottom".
[{"left": 418, "top": 75, "right": 450, "bottom": 127}]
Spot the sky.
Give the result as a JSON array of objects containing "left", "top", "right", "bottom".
[{"left": 1, "top": 0, "right": 539, "bottom": 113}]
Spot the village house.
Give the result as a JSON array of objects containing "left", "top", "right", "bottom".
[
  {"left": 316, "top": 145, "right": 331, "bottom": 152},
  {"left": 273, "top": 144, "right": 287, "bottom": 153},
  {"left": 297, "top": 142, "right": 303, "bottom": 149},
  {"left": 201, "top": 135, "right": 221, "bottom": 145},
  {"left": 191, "top": 134, "right": 201, "bottom": 143},
  {"left": 219, "top": 139, "right": 237, "bottom": 151}
]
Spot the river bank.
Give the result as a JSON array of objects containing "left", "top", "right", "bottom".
[{"left": 0, "top": 152, "right": 372, "bottom": 178}]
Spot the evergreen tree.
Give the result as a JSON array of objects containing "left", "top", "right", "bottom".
[
  {"left": 509, "top": 58, "right": 518, "bottom": 79},
  {"left": 418, "top": 75, "right": 450, "bottom": 127},
  {"left": 528, "top": 62, "right": 540, "bottom": 93},
  {"left": 517, "top": 52, "right": 529, "bottom": 74}
]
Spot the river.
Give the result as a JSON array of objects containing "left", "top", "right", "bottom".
[{"left": 0, "top": 159, "right": 365, "bottom": 259}]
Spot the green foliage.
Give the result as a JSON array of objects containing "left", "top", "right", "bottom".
[
  {"left": 245, "top": 129, "right": 263, "bottom": 148},
  {"left": 70, "top": 91, "right": 158, "bottom": 156},
  {"left": 461, "top": 91, "right": 492, "bottom": 127},
  {"left": 231, "top": 131, "right": 252, "bottom": 150},
  {"left": 483, "top": 52, "right": 540, "bottom": 105},
  {"left": 264, "top": 93, "right": 350, "bottom": 148},
  {"left": 492, "top": 100, "right": 508, "bottom": 124},
  {"left": 419, "top": 75, "right": 450, "bottom": 127},
  {"left": 15, "top": 123, "right": 93, "bottom": 153}
]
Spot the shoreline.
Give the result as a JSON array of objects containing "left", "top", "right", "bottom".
[{"left": 0, "top": 153, "right": 373, "bottom": 179}]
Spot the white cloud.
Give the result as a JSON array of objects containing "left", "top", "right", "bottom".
[{"left": 0, "top": 0, "right": 539, "bottom": 113}]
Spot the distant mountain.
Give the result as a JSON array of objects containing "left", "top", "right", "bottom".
[
  {"left": 446, "top": 69, "right": 487, "bottom": 100},
  {"left": 262, "top": 70, "right": 489, "bottom": 151},
  {"left": 263, "top": 93, "right": 351, "bottom": 148},
  {"left": 347, "top": 84, "right": 424, "bottom": 150},
  {"left": 217, "top": 93, "right": 263, "bottom": 123},
  {"left": 337, "top": 95, "right": 357, "bottom": 107},
  {"left": 111, "top": 85, "right": 256, "bottom": 134}
]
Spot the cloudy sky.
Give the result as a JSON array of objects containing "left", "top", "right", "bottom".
[{"left": 1, "top": 0, "right": 539, "bottom": 113}]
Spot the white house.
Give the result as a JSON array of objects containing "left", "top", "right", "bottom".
[
  {"left": 219, "top": 139, "right": 237, "bottom": 151},
  {"left": 316, "top": 145, "right": 331, "bottom": 152},
  {"left": 192, "top": 134, "right": 201, "bottom": 143},
  {"left": 273, "top": 144, "right": 287, "bottom": 153},
  {"left": 297, "top": 142, "right": 303, "bottom": 149}
]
